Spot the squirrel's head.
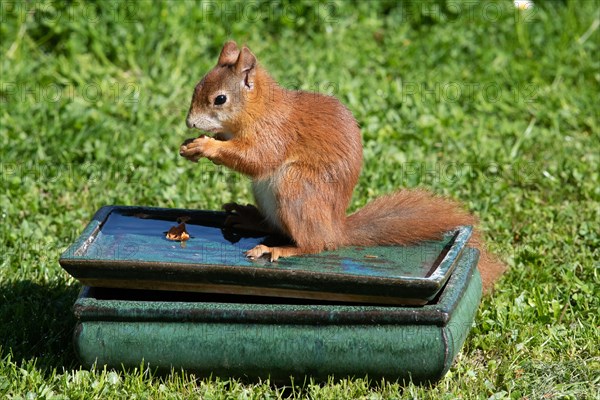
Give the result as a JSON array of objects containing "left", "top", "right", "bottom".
[{"left": 186, "top": 41, "right": 257, "bottom": 139}]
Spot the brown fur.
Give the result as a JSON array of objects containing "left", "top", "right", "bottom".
[{"left": 180, "top": 41, "right": 507, "bottom": 292}]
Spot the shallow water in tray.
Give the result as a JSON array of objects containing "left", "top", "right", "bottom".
[{"left": 77, "top": 209, "right": 455, "bottom": 279}]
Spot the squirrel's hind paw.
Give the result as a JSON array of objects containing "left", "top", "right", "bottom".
[
  {"left": 245, "top": 245, "right": 300, "bottom": 262},
  {"left": 245, "top": 244, "right": 278, "bottom": 261}
]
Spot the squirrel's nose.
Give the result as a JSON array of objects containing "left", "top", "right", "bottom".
[{"left": 186, "top": 118, "right": 195, "bottom": 129}]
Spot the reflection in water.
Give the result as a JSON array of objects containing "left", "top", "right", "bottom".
[{"left": 77, "top": 209, "right": 456, "bottom": 279}]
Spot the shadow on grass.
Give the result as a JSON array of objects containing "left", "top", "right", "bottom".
[{"left": 0, "top": 279, "right": 81, "bottom": 372}]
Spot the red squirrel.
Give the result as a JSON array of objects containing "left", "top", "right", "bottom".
[{"left": 180, "top": 41, "right": 506, "bottom": 291}]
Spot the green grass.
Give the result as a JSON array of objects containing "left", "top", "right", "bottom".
[{"left": 1, "top": 0, "right": 599, "bottom": 398}]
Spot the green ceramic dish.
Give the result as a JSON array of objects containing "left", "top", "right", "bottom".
[
  {"left": 73, "top": 247, "right": 482, "bottom": 383},
  {"left": 59, "top": 206, "right": 473, "bottom": 305}
]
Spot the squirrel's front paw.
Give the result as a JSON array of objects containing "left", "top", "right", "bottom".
[{"left": 179, "top": 135, "right": 218, "bottom": 162}]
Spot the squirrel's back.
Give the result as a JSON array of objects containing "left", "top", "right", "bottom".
[{"left": 282, "top": 90, "right": 363, "bottom": 186}]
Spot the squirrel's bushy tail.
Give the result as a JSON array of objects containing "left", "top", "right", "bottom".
[{"left": 344, "top": 189, "right": 507, "bottom": 292}]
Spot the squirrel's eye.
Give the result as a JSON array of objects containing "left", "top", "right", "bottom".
[{"left": 214, "top": 95, "right": 227, "bottom": 105}]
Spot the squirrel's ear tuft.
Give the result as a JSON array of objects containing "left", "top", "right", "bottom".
[
  {"left": 218, "top": 41, "right": 240, "bottom": 66},
  {"left": 235, "top": 46, "right": 257, "bottom": 89}
]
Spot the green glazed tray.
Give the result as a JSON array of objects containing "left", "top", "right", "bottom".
[
  {"left": 59, "top": 206, "right": 473, "bottom": 305},
  {"left": 73, "top": 247, "right": 482, "bottom": 383}
]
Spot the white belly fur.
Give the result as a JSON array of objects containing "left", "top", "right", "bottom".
[{"left": 252, "top": 175, "right": 282, "bottom": 231}]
